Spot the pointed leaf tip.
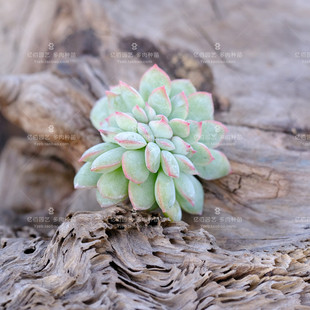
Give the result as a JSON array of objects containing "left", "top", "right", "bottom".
[
  {"left": 115, "top": 112, "right": 138, "bottom": 132},
  {"left": 169, "top": 118, "right": 190, "bottom": 138},
  {"left": 119, "top": 82, "right": 145, "bottom": 110},
  {"left": 191, "top": 142, "right": 214, "bottom": 166},
  {"left": 132, "top": 105, "right": 148, "bottom": 123},
  {"left": 185, "top": 120, "right": 202, "bottom": 144},
  {"left": 171, "top": 136, "right": 192, "bottom": 155},
  {"left": 139, "top": 65, "right": 171, "bottom": 101},
  {"left": 99, "top": 127, "right": 122, "bottom": 143},
  {"left": 161, "top": 150, "right": 180, "bottom": 178},
  {"left": 174, "top": 154, "right": 198, "bottom": 175},
  {"left": 137, "top": 123, "right": 154, "bottom": 142},
  {"left": 149, "top": 116, "right": 173, "bottom": 139},
  {"left": 148, "top": 86, "right": 172, "bottom": 117},
  {"left": 145, "top": 102, "right": 156, "bottom": 120},
  {"left": 170, "top": 92, "right": 189, "bottom": 119}
]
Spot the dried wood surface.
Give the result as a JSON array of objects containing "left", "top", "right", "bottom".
[
  {"left": 1, "top": 208, "right": 310, "bottom": 309},
  {"left": 0, "top": 0, "right": 310, "bottom": 309}
]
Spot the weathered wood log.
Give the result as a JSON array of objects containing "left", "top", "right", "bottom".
[
  {"left": 0, "top": 137, "right": 75, "bottom": 230},
  {"left": 1, "top": 208, "right": 310, "bottom": 309},
  {"left": 0, "top": 0, "right": 310, "bottom": 309}
]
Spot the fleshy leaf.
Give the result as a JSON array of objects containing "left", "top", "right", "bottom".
[
  {"left": 169, "top": 118, "right": 190, "bottom": 138},
  {"left": 184, "top": 120, "right": 202, "bottom": 144},
  {"left": 128, "top": 173, "right": 156, "bottom": 210},
  {"left": 174, "top": 154, "right": 198, "bottom": 175},
  {"left": 170, "top": 92, "right": 188, "bottom": 119},
  {"left": 155, "top": 170, "right": 175, "bottom": 212},
  {"left": 103, "top": 113, "right": 118, "bottom": 128},
  {"left": 187, "top": 92, "right": 214, "bottom": 121},
  {"left": 122, "top": 150, "right": 149, "bottom": 184},
  {"left": 160, "top": 150, "right": 180, "bottom": 178},
  {"left": 109, "top": 84, "right": 121, "bottom": 94},
  {"left": 145, "top": 103, "right": 156, "bottom": 120},
  {"left": 171, "top": 136, "right": 194, "bottom": 155},
  {"left": 145, "top": 142, "right": 161, "bottom": 173},
  {"left": 114, "top": 132, "right": 147, "bottom": 149},
  {"left": 115, "top": 112, "right": 138, "bottom": 132},
  {"left": 196, "top": 149, "right": 231, "bottom": 180},
  {"left": 153, "top": 114, "right": 169, "bottom": 122},
  {"left": 174, "top": 173, "right": 195, "bottom": 206},
  {"left": 177, "top": 175, "right": 204, "bottom": 215},
  {"left": 96, "top": 190, "right": 124, "bottom": 207},
  {"left": 155, "top": 138, "right": 175, "bottom": 151},
  {"left": 97, "top": 168, "right": 128, "bottom": 200},
  {"left": 163, "top": 200, "right": 182, "bottom": 222},
  {"left": 74, "top": 162, "right": 101, "bottom": 188},
  {"left": 148, "top": 86, "right": 172, "bottom": 117},
  {"left": 199, "top": 120, "right": 228, "bottom": 148},
  {"left": 170, "top": 79, "right": 196, "bottom": 98},
  {"left": 90, "top": 97, "right": 110, "bottom": 130},
  {"left": 190, "top": 142, "right": 214, "bottom": 166},
  {"left": 119, "top": 81, "right": 145, "bottom": 109},
  {"left": 132, "top": 105, "right": 148, "bottom": 123},
  {"left": 79, "top": 142, "right": 118, "bottom": 162},
  {"left": 99, "top": 127, "right": 122, "bottom": 143},
  {"left": 149, "top": 115, "right": 173, "bottom": 139},
  {"left": 106, "top": 91, "right": 128, "bottom": 113},
  {"left": 137, "top": 123, "right": 154, "bottom": 142},
  {"left": 139, "top": 64, "right": 171, "bottom": 101},
  {"left": 91, "top": 147, "right": 125, "bottom": 173}
]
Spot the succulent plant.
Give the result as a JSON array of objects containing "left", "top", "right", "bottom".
[{"left": 74, "top": 64, "right": 231, "bottom": 221}]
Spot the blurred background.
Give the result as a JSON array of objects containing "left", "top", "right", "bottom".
[{"left": 0, "top": 0, "right": 309, "bottom": 249}]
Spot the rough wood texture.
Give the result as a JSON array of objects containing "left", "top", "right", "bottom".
[
  {"left": 0, "top": 0, "right": 309, "bottom": 309},
  {"left": 1, "top": 208, "right": 310, "bottom": 309}
]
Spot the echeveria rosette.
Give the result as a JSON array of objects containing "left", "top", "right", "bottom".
[{"left": 74, "top": 64, "right": 231, "bottom": 221}]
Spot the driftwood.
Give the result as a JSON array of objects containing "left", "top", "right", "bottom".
[
  {"left": 0, "top": 0, "right": 310, "bottom": 309},
  {"left": 1, "top": 208, "right": 310, "bottom": 309}
]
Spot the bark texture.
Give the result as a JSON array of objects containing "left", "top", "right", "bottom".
[{"left": 0, "top": 0, "right": 309, "bottom": 309}]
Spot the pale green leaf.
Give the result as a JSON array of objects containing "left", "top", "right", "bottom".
[
  {"left": 91, "top": 147, "right": 125, "bottom": 173},
  {"left": 122, "top": 150, "right": 150, "bottom": 184},
  {"left": 196, "top": 149, "right": 231, "bottom": 180},
  {"left": 187, "top": 92, "right": 214, "bottom": 121},
  {"left": 97, "top": 168, "right": 129, "bottom": 200},
  {"left": 128, "top": 173, "right": 156, "bottom": 210},
  {"left": 155, "top": 170, "right": 175, "bottom": 212},
  {"left": 139, "top": 64, "right": 171, "bottom": 101},
  {"left": 145, "top": 142, "right": 161, "bottom": 173},
  {"left": 74, "top": 162, "right": 101, "bottom": 189}
]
